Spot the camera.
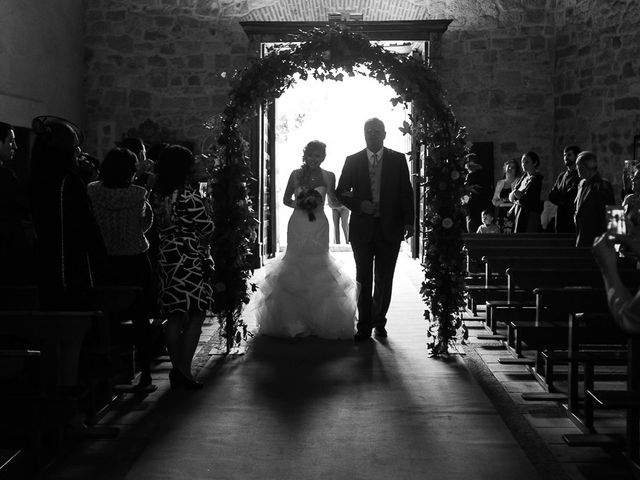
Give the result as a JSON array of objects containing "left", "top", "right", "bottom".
[
  {"left": 606, "top": 205, "right": 626, "bottom": 235},
  {"left": 199, "top": 181, "right": 208, "bottom": 198}
]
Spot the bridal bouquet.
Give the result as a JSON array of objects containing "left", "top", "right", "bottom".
[{"left": 296, "top": 188, "right": 323, "bottom": 221}]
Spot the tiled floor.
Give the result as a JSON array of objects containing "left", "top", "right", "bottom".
[{"left": 38, "top": 250, "right": 635, "bottom": 480}]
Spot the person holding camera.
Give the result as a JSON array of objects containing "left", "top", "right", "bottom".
[{"left": 593, "top": 233, "right": 640, "bottom": 333}]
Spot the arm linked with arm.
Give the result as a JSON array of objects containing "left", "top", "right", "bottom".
[{"left": 336, "top": 158, "right": 362, "bottom": 214}]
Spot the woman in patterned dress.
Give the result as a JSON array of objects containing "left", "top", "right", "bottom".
[{"left": 152, "top": 145, "right": 214, "bottom": 389}]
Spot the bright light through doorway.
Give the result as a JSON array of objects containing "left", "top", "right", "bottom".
[{"left": 275, "top": 71, "right": 409, "bottom": 251}]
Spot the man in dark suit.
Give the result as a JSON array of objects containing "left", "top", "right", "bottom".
[
  {"left": 336, "top": 118, "right": 415, "bottom": 341},
  {"left": 574, "top": 151, "right": 614, "bottom": 247},
  {"left": 548, "top": 145, "right": 581, "bottom": 233}
]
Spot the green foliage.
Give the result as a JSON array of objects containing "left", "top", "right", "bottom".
[{"left": 205, "top": 25, "right": 468, "bottom": 355}]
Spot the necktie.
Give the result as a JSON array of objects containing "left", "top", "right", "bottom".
[{"left": 371, "top": 153, "right": 378, "bottom": 170}]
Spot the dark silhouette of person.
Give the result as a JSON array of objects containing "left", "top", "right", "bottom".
[
  {"left": 336, "top": 117, "right": 414, "bottom": 341},
  {"left": 574, "top": 151, "right": 615, "bottom": 247},
  {"left": 548, "top": 145, "right": 580, "bottom": 233}
]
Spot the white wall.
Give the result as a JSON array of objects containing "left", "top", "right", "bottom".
[{"left": 0, "top": 0, "right": 84, "bottom": 128}]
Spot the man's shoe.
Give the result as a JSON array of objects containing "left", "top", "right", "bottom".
[
  {"left": 354, "top": 331, "right": 371, "bottom": 342},
  {"left": 374, "top": 327, "right": 388, "bottom": 338}
]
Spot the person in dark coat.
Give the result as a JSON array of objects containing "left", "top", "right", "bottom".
[
  {"left": 509, "top": 151, "right": 543, "bottom": 233},
  {"left": 548, "top": 145, "right": 580, "bottom": 233},
  {"left": 336, "top": 117, "right": 415, "bottom": 341},
  {"left": 28, "top": 116, "right": 106, "bottom": 310},
  {"left": 574, "top": 151, "right": 615, "bottom": 247},
  {"left": 0, "top": 121, "right": 32, "bottom": 284}
]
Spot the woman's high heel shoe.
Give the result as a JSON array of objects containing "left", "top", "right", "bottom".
[{"left": 169, "top": 369, "right": 204, "bottom": 390}]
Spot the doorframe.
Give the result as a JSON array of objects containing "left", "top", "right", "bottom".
[{"left": 240, "top": 20, "right": 451, "bottom": 266}]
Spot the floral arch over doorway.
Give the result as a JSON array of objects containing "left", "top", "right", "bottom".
[{"left": 207, "top": 26, "right": 467, "bottom": 355}]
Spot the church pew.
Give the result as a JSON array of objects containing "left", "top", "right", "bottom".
[
  {"left": 463, "top": 233, "right": 577, "bottom": 285},
  {"left": 0, "top": 310, "right": 104, "bottom": 466},
  {"left": 521, "top": 289, "right": 628, "bottom": 413},
  {"left": 463, "top": 232, "right": 575, "bottom": 241},
  {"left": 504, "top": 270, "right": 640, "bottom": 356},
  {"left": 542, "top": 287, "right": 640, "bottom": 464},
  {"left": 465, "top": 247, "right": 592, "bottom": 314},
  {"left": 465, "top": 244, "right": 589, "bottom": 275}
]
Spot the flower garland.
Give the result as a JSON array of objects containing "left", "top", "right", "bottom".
[{"left": 205, "top": 25, "right": 468, "bottom": 355}]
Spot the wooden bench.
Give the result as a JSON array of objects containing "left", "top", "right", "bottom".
[
  {"left": 0, "top": 310, "right": 105, "bottom": 467},
  {"left": 522, "top": 289, "right": 626, "bottom": 406},
  {"left": 465, "top": 245, "right": 590, "bottom": 274},
  {"left": 465, "top": 247, "right": 593, "bottom": 313},
  {"left": 564, "top": 330, "right": 640, "bottom": 464}
]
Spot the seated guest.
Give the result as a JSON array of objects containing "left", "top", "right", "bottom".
[
  {"left": 548, "top": 145, "right": 580, "bottom": 233},
  {"left": 28, "top": 116, "right": 106, "bottom": 310},
  {"left": 593, "top": 233, "right": 640, "bottom": 333},
  {"left": 508, "top": 151, "right": 543, "bottom": 232},
  {"left": 574, "top": 151, "right": 615, "bottom": 247},
  {"left": 491, "top": 158, "right": 521, "bottom": 233},
  {"left": 87, "top": 147, "right": 156, "bottom": 391},
  {"left": 0, "top": 121, "right": 32, "bottom": 284},
  {"left": 476, "top": 209, "right": 500, "bottom": 234}
]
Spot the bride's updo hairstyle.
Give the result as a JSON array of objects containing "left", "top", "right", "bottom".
[{"left": 300, "top": 140, "right": 326, "bottom": 186}]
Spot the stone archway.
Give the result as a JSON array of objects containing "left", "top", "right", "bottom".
[{"left": 207, "top": 25, "right": 468, "bottom": 355}]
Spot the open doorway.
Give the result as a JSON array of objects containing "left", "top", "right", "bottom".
[{"left": 274, "top": 72, "right": 409, "bottom": 252}]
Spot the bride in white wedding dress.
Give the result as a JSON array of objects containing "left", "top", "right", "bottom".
[{"left": 254, "top": 140, "right": 357, "bottom": 339}]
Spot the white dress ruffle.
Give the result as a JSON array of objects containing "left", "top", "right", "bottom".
[{"left": 253, "top": 186, "right": 357, "bottom": 339}]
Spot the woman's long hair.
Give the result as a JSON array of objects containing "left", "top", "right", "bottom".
[{"left": 154, "top": 144, "right": 194, "bottom": 196}]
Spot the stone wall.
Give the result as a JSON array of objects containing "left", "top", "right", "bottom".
[
  {"left": 83, "top": 0, "right": 640, "bottom": 200},
  {"left": 431, "top": 0, "right": 558, "bottom": 191},
  {"left": 0, "top": 0, "right": 84, "bottom": 127},
  {"left": 554, "top": 0, "right": 640, "bottom": 199},
  {"left": 84, "top": 0, "right": 250, "bottom": 156},
  {"left": 84, "top": 0, "right": 561, "bottom": 193}
]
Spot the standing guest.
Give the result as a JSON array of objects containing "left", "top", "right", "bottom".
[
  {"left": 120, "top": 137, "right": 155, "bottom": 190},
  {"left": 331, "top": 204, "right": 350, "bottom": 244},
  {"left": 548, "top": 145, "right": 581, "bottom": 233},
  {"left": 574, "top": 151, "right": 615, "bottom": 247},
  {"left": 28, "top": 116, "right": 106, "bottom": 309},
  {"left": 463, "top": 153, "right": 490, "bottom": 234},
  {"left": 621, "top": 160, "right": 640, "bottom": 199},
  {"left": 87, "top": 147, "right": 156, "bottom": 391},
  {"left": 336, "top": 117, "right": 415, "bottom": 341},
  {"left": 476, "top": 209, "right": 500, "bottom": 234},
  {"left": 0, "top": 121, "right": 32, "bottom": 284},
  {"left": 491, "top": 159, "right": 521, "bottom": 233},
  {"left": 151, "top": 145, "right": 214, "bottom": 389},
  {"left": 509, "top": 151, "right": 543, "bottom": 233},
  {"left": 622, "top": 169, "right": 640, "bottom": 237},
  {"left": 78, "top": 153, "right": 101, "bottom": 185}
]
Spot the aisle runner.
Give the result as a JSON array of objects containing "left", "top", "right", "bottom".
[{"left": 124, "top": 253, "right": 540, "bottom": 480}]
